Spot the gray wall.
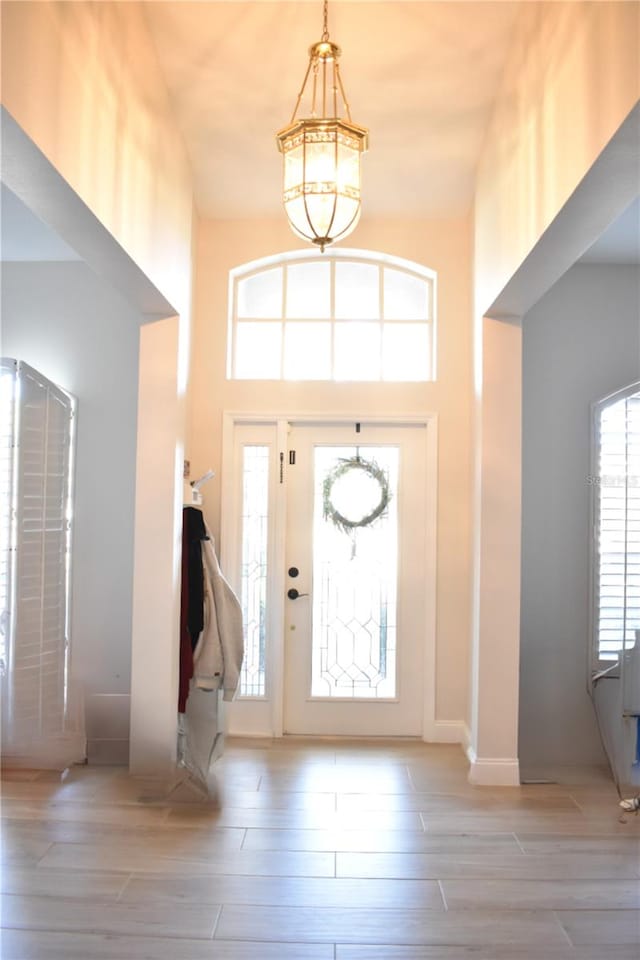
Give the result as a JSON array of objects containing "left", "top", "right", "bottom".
[
  {"left": 520, "top": 263, "right": 640, "bottom": 769},
  {"left": 1, "top": 261, "right": 141, "bottom": 763}
]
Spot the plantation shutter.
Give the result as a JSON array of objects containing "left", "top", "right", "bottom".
[
  {"left": 0, "top": 359, "right": 17, "bottom": 678},
  {"left": 595, "top": 388, "right": 640, "bottom": 661},
  {"left": 1, "top": 360, "right": 82, "bottom": 764}
]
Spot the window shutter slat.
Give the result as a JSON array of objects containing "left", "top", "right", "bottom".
[
  {"left": 595, "top": 386, "right": 640, "bottom": 661},
  {"left": 1, "top": 360, "right": 81, "bottom": 764},
  {"left": 0, "top": 359, "right": 17, "bottom": 677}
]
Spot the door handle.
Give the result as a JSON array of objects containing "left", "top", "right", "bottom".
[{"left": 287, "top": 588, "right": 309, "bottom": 600}]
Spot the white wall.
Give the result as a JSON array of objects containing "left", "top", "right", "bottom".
[
  {"left": 469, "top": 1, "right": 638, "bottom": 784},
  {"left": 1, "top": 1, "right": 198, "bottom": 774},
  {"left": 189, "top": 216, "right": 472, "bottom": 735},
  {"left": 468, "top": 316, "right": 523, "bottom": 785},
  {"left": 474, "top": 2, "right": 639, "bottom": 316},
  {"left": 129, "top": 315, "right": 184, "bottom": 776},
  {"left": 520, "top": 264, "right": 640, "bottom": 769},
  {"left": 1, "top": 261, "right": 141, "bottom": 763},
  {"left": 1, "top": 0, "right": 194, "bottom": 319}
]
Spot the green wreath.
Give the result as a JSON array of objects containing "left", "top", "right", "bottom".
[{"left": 322, "top": 456, "right": 390, "bottom": 535}]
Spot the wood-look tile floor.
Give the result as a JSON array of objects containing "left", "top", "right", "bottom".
[{"left": 1, "top": 738, "right": 639, "bottom": 959}]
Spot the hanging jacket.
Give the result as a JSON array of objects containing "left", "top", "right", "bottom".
[
  {"left": 178, "top": 510, "right": 194, "bottom": 713},
  {"left": 184, "top": 507, "right": 207, "bottom": 649},
  {"left": 193, "top": 533, "right": 244, "bottom": 701}
]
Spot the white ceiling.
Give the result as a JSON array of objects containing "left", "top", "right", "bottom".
[
  {"left": 144, "top": 1, "right": 522, "bottom": 219},
  {"left": 3, "top": 4, "right": 637, "bottom": 267}
]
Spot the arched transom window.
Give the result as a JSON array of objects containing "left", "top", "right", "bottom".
[{"left": 228, "top": 250, "right": 436, "bottom": 382}]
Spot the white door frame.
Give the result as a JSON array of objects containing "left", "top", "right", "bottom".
[{"left": 221, "top": 410, "right": 438, "bottom": 740}]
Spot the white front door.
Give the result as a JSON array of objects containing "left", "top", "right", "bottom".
[
  {"left": 223, "top": 418, "right": 430, "bottom": 738},
  {"left": 283, "top": 423, "right": 427, "bottom": 736}
]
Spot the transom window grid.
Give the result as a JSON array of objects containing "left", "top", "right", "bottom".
[
  {"left": 228, "top": 253, "right": 436, "bottom": 382},
  {"left": 592, "top": 384, "right": 640, "bottom": 665}
]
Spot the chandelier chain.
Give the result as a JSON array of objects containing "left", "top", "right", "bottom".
[
  {"left": 311, "top": 58, "right": 319, "bottom": 118},
  {"left": 322, "top": 0, "right": 329, "bottom": 41}
]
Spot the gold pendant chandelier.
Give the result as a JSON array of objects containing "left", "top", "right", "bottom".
[{"left": 276, "top": 0, "right": 369, "bottom": 252}]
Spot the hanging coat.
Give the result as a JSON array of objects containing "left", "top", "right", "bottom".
[{"left": 193, "top": 534, "right": 244, "bottom": 701}]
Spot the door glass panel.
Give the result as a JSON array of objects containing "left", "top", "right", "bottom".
[
  {"left": 239, "top": 446, "right": 269, "bottom": 697},
  {"left": 311, "top": 446, "right": 399, "bottom": 698}
]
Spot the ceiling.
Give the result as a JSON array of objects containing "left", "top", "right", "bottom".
[
  {"left": 144, "top": 1, "right": 521, "bottom": 219},
  {"left": 3, "top": 3, "right": 637, "bottom": 265}
]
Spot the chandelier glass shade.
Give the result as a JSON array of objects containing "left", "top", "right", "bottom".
[{"left": 276, "top": 4, "right": 368, "bottom": 251}]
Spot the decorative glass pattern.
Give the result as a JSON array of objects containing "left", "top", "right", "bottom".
[
  {"left": 311, "top": 445, "right": 399, "bottom": 698},
  {"left": 239, "top": 446, "right": 269, "bottom": 697},
  {"left": 229, "top": 252, "right": 436, "bottom": 382}
]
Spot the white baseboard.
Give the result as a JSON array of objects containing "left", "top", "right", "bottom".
[
  {"left": 1, "top": 733, "right": 86, "bottom": 770},
  {"left": 226, "top": 728, "right": 274, "bottom": 739},
  {"left": 462, "top": 722, "right": 473, "bottom": 759},
  {"left": 467, "top": 749, "right": 520, "bottom": 786},
  {"left": 423, "top": 720, "right": 466, "bottom": 744}
]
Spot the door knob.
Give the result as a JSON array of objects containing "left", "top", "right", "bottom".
[{"left": 287, "top": 588, "right": 309, "bottom": 600}]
